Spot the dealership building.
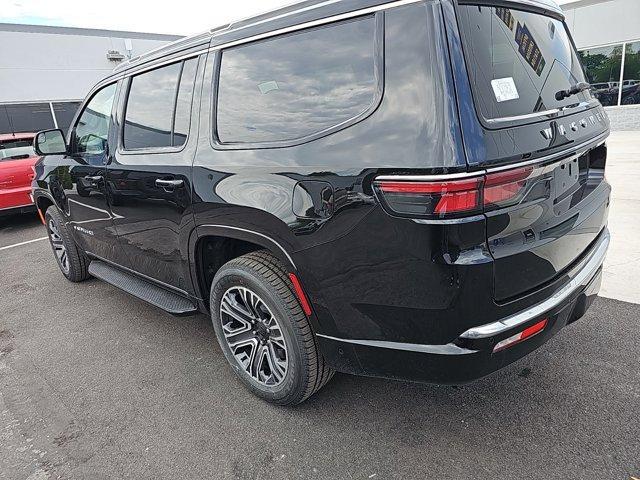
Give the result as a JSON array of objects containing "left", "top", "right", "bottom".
[
  {"left": 562, "top": 0, "right": 640, "bottom": 129},
  {"left": 0, "top": 23, "right": 181, "bottom": 135},
  {"left": 0, "top": 0, "right": 639, "bottom": 133}
]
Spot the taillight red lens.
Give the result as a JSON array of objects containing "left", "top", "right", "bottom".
[
  {"left": 375, "top": 177, "right": 484, "bottom": 218},
  {"left": 375, "top": 165, "right": 540, "bottom": 219},
  {"left": 483, "top": 166, "right": 532, "bottom": 208}
]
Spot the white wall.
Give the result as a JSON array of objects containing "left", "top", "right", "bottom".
[
  {"left": 0, "top": 26, "right": 180, "bottom": 103},
  {"left": 563, "top": 0, "right": 640, "bottom": 48}
]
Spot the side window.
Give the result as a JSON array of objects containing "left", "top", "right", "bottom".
[
  {"left": 123, "top": 58, "right": 198, "bottom": 150},
  {"left": 216, "top": 16, "right": 378, "bottom": 145},
  {"left": 73, "top": 83, "right": 117, "bottom": 155}
]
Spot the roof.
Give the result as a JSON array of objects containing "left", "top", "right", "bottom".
[
  {"left": 0, "top": 22, "right": 183, "bottom": 41},
  {"left": 0, "top": 132, "right": 35, "bottom": 142},
  {"left": 112, "top": 0, "right": 565, "bottom": 76}
]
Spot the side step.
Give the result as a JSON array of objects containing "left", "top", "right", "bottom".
[{"left": 88, "top": 260, "right": 198, "bottom": 316}]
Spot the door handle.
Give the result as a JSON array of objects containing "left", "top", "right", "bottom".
[
  {"left": 155, "top": 178, "right": 184, "bottom": 190},
  {"left": 84, "top": 175, "right": 104, "bottom": 184}
]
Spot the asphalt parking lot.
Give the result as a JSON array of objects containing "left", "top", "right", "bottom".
[{"left": 1, "top": 134, "right": 639, "bottom": 479}]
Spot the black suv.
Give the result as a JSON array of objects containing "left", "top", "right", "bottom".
[{"left": 32, "top": 0, "right": 611, "bottom": 405}]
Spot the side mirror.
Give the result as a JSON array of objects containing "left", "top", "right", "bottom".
[{"left": 34, "top": 129, "right": 68, "bottom": 155}]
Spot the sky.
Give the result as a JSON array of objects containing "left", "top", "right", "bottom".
[
  {"left": 0, "top": 0, "right": 301, "bottom": 36},
  {"left": 0, "top": 0, "right": 574, "bottom": 36}
]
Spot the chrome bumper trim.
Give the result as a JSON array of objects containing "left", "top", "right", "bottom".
[
  {"left": 315, "top": 334, "right": 476, "bottom": 355},
  {"left": 459, "top": 229, "right": 610, "bottom": 340}
]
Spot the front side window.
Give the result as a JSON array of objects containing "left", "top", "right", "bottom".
[
  {"left": 457, "top": 5, "right": 590, "bottom": 122},
  {"left": 123, "top": 58, "right": 199, "bottom": 150},
  {"left": 74, "top": 83, "right": 117, "bottom": 155},
  {"left": 216, "top": 16, "right": 378, "bottom": 145}
]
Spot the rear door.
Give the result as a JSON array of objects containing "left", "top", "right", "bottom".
[
  {"left": 108, "top": 56, "right": 201, "bottom": 292},
  {"left": 454, "top": 2, "right": 611, "bottom": 300}
]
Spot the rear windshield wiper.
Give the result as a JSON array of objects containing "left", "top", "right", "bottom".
[{"left": 555, "top": 82, "right": 591, "bottom": 101}]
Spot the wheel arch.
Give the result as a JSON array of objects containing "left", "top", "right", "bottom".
[{"left": 189, "top": 224, "right": 298, "bottom": 310}]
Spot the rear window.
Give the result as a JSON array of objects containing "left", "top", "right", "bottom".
[
  {"left": 457, "top": 5, "right": 590, "bottom": 123},
  {"left": 216, "top": 16, "right": 378, "bottom": 145},
  {"left": 0, "top": 139, "right": 35, "bottom": 161}
]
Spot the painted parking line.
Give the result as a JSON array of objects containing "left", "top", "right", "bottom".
[{"left": 0, "top": 237, "right": 48, "bottom": 251}]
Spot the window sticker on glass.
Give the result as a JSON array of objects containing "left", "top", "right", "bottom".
[
  {"left": 491, "top": 77, "right": 520, "bottom": 103},
  {"left": 258, "top": 81, "right": 279, "bottom": 94}
]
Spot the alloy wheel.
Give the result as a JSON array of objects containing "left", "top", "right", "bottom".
[
  {"left": 48, "top": 218, "right": 69, "bottom": 274},
  {"left": 220, "top": 286, "right": 288, "bottom": 387}
]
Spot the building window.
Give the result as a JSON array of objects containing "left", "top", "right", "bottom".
[
  {"left": 53, "top": 102, "right": 82, "bottom": 134},
  {"left": 216, "top": 16, "right": 378, "bottom": 145},
  {"left": 0, "top": 103, "right": 55, "bottom": 134},
  {"left": 621, "top": 42, "right": 640, "bottom": 106},
  {"left": 578, "top": 45, "right": 623, "bottom": 107},
  {"left": 578, "top": 40, "right": 640, "bottom": 108}
]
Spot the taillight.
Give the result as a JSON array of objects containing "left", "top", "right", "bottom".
[
  {"left": 29, "top": 165, "right": 37, "bottom": 181},
  {"left": 374, "top": 165, "right": 539, "bottom": 219},
  {"left": 483, "top": 166, "right": 532, "bottom": 210},
  {"left": 375, "top": 177, "right": 484, "bottom": 218},
  {"left": 492, "top": 318, "right": 548, "bottom": 353}
]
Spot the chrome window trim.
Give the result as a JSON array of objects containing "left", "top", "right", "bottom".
[
  {"left": 374, "top": 131, "right": 608, "bottom": 183},
  {"left": 208, "top": 0, "right": 423, "bottom": 52}
]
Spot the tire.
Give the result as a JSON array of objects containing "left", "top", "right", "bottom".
[
  {"left": 210, "top": 250, "right": 334, "bottom": 405},
  {"left": 44, "top": 206, "right": 90, "bottom": 282}
]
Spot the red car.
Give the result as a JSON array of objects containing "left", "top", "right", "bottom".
[{"left": 0, "top": 133, "right": 39, "bottom": 216}]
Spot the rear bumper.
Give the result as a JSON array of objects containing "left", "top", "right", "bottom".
[{"left": 316, "top": 228, "right": 609, "bottom": 384}]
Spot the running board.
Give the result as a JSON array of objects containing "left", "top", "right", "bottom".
[{"left": 88, "top": 260, "right": 198, "bottom": 316}]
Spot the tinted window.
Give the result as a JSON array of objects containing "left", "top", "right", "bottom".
[
  {"left": 123, "top": 58, "right": 198, "bottom": 150},
  {"left": 0, "top": 103, "right": 54, "bottom": 134},
  {"left": 173, "top": 58, "right": 199, "bottom": 147},
  {"left": 74, "top": 83, "right": 116, "bottom": 155},
  {"left": 458, "top": 6, "right": 589, "bottom": 121},
  {"left": 216, "top": 16, "right": 378, "bottom": 144},
  {"left": 124, "top": 62, "right": 181, "bottom": 149},
  {"left": 578, "top": 45, "right": 623, "bottom": 107}
]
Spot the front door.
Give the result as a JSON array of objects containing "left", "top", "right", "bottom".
[
  {"left": 108, "top": 56, "right": 201, "bottom": 292},
  {"left": 58, "top": 82, "right": 125, "bottom": 263}
]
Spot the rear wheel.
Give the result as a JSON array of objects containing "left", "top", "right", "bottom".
[
  {"left": 44, "top": 206, "right": 89, "bottom": 282},
  {"left": 210, "top": 250, "right": 333, "bottom": 405}
]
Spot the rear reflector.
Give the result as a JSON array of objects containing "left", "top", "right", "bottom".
[
  {"left": 288, "top": 273, "right": 312, "bottom": 317},
  {"left": 492, "top": 318, "right": 548, "bottom": 353}
]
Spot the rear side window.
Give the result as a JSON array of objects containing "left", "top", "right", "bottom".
[
  {"left": 123, "top": 57, "right": 198, "bottom": 150},
  {"left": 216, "top": 16, "right": 378, "bottom": 145}
]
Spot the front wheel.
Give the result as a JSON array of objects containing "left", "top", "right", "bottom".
[
  {"left": 210, "top": 251, "right": 333, "bottom": 405},
  {"left": 45, "top": 206, "right": 89, "bottom": 282}
]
